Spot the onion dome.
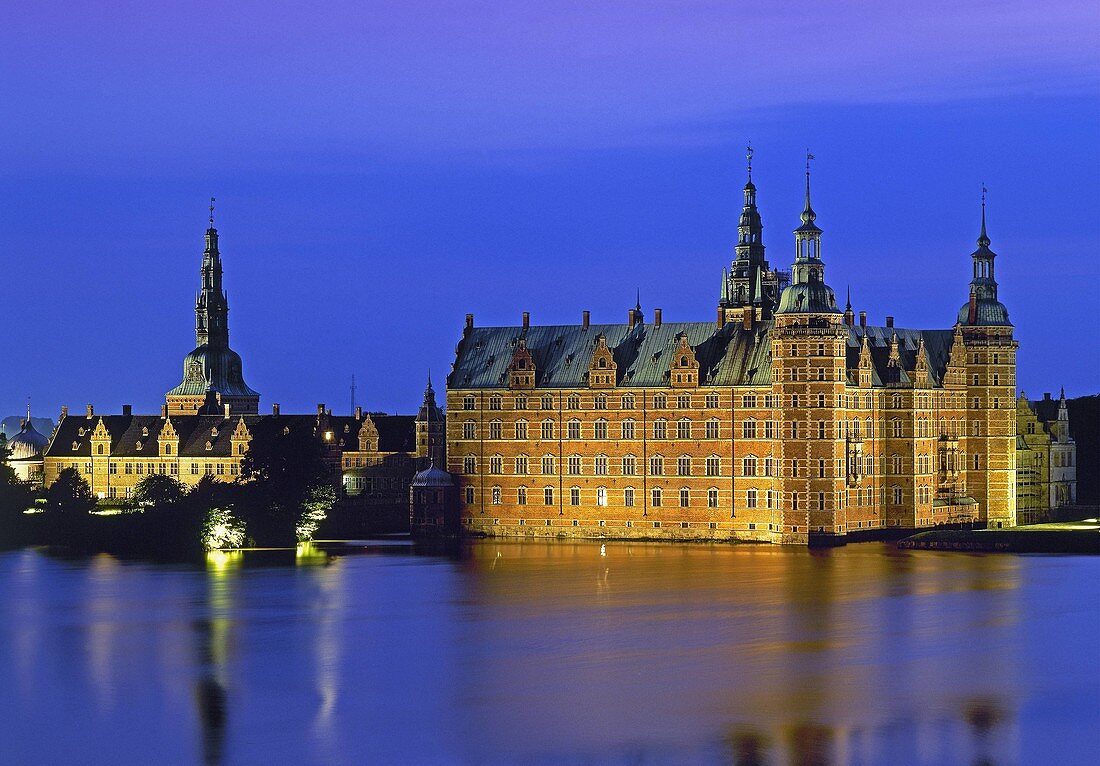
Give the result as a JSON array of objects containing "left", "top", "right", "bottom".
[
  {"left": 411, "top": 463, "right": 453, "bottom": 487},
  {"left": 8, "top": 418, "right": 49, "bottom": 460}
]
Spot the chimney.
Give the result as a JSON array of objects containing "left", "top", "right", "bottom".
[
  {"left": 60, "top": 405, "right": 68, "bottom": 419},
  {"left": 859, "top": 311, "right": 867, "bottom": 328},
  {"left": 355, "top": 406, "right": 362, "bottom": 419},
  {"left": 844, "top": 307, "right": 854, "bottom": 327},
  {"left": 272, "top": 403, "right": 280, "bottom": 416},
  {"left": 968, "top": 294, "right": 977, "bottom": 325},
  {"left": 317, "top": 404, "right": 325, "bottom": 416},
  {"left": 522, "top": 311, "right": 530, "bottom": 329},
  {"left": 742, "top": 309, "right": 753, "bottom": 330},
  {"left": 161, "top": 405, "right": 168, "bottom": 418},
  {"left": 1043, "top": 392, "right": 1052, "bottom": 401},
  {"left": 582, "top": 310, "right": 590, "bottom": 331},
  {"left": 654, "top": 308, "right": 663, "bottom": 327},
  {"left": 885, "top": 316, "right": 894, "bottom": 329},
  {"left": 628, "top": 308, "right": 637, "bottom": 328},
  {"left": 122, "top": 404, "right": 132, "bottom": 416},
  {"left": 465, "top": 313, "right": 474, "bottom": 332},
  {"left": 717, "top": 307, "right": 725, "bottom": 328},
  {"left": 224, "top": 403, "right": 231, "bottom": 418},
  {"left": 86, "top": 404, "right": 94, "bottom": 418}
]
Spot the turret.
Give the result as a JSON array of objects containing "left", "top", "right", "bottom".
[
  {"left": 776, "top": 153, "right": 840, "bottom": 315},
  {"left": 958, "top": 187, "right": 1010, "bottom": 326}
]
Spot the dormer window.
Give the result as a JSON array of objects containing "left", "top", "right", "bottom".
[
  {"left": 283, "top": 426, "right": 290, "bottom": 435},
  {"left": 211, "top": 427, "right": 218, "bottom": 437},
  {"left": 71, "top": 441, "right": 79, "bottom": 450},
  {"left": 78, "top": 428, "right": 85, "bottom": 437},
  {"left": 343, "top": 424, "right": 350, "bottom": 433},
  {"left": 142, "top": 426, "right": 149, "bottom": 437},
  {"left": 205, "top": 441, "right": 213, "bottom": 451},
  {"left": 136, "top": 440, "right": 143, "bottom": 449}
]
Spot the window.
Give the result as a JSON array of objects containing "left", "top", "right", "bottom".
[
  {"left": 792, "top": 394, "right": 800, "bottom": 409},
  {"left": 708, "top": 488, "right": 719, "bottom": 508},
  {"left": 743, "top": 456, "right": 757, "bottom": 476},
  {"left": 973, "top": 453, "right": 981, "bottom": 471},
  {"left": 568, "top": 455, "right": 582, "bottom": 475},
  {"left": 705, "top": 393, "right": 719, "bottom": 408},
  {"left": 108, "top": 462, "right": 117, "bottom": 475},
  {"left": 653, "top": 419, "right": 667, "bottom": 439},
  {"left": 650, "top": 455, "right": 664, "bottom": 475},
  {"left": 706, "top": 456, "right": 720, "bottom": 476},
  {"left": 892, "top": 486, "right": 902, "bottom": 505},
  {"left": 678, "top": 456, "right": 691, "bottom": 476},
  {"left": 544, "top": 487, "right": 554, "bottom": 505},
  {"left": 517, "top": 486, "right": 527, "bottom": 505},
  {"left": 541, "top": 395, "right": 554, "bottom": 410},
  {"left": 621, "top": 394, "right": 635, "bottom": 409},
  {"left": 465, "top": 486, "right": 475, "bottom": 504},
  {"left": 764, "top": 420, "right": 775, "bottom": 439},
  {"left": 621, "top": 419, "right": 636, "bottom": 439},
  {"left": 125, "top": 462, "right": 133, "bottom": 475},
  {"left": 190, "top": 463, "right": 198, "bottom": 475},
  {"left": 462, "top": 421, "right": 477, "bottom": 439},
  {"left": 489, "top": 420, "right": 503, "bottom": 439},
  {"left": 594, "top": 455, "right": 608, "bottom": 475},
  {"left": 653, "top": 393, "right": 667, "bottom": 409},
  {"left": 515, "top": 395, "right": 528, "bottom": 410},
  {"left": 747, "top": 489, "right": 758, "bottom": 508},
  {"left": 890, "top": 455, "right": 902, "bottom": 474},
  {"left": 763, "top": 457, "right": 774, "bottom": 477},
  {"left": 567, "top": 419, "right": 581, "bottom": 439},
  {"left": 817, "top": 393, "right": 826, "bottom": 408},
  {"left": 622, "top": 455, "right": 637, "bottom": 475},
  {"left": 594, "top": 419, "right": 608, "bottom": 440},
  {"left": 818, "top": 492, "right": 827, "bottom": 510},
  {"left": 515, "top": 420, "right": 528, "bottom": 440},
  {"left": 216, "top": 463, "right": 225, "bottom": 476},
  {"left": 491, "top": 486, "right": 502, "bottom": 504},
  {"left": 595, "top": 394, "right": 607, "bottom": 410},
  {"left": 624, "top": 487, "right": 635, "bottom": 507},
  {"left": 463, "top": 456, "right": 476, "bottom": 474},
  {"left": 817, "top": 421, "right": 827, "bottom": 439},
  {"left": 541, "top": 455, "right": 555, "bottom": 475},
  {"left": 766, "top": 490, "right": 775, "bottom": 509},
  {"left": 541, "top": 420, "right": 555, "bottom": 440},
  {"left": 677, "top": 394, "right": 691, "bottom": 409},
  {"left": 463, "top": 396, "right": 475, "bottom": 411},
  {"left": 489, "top": 456, "right": 503, "bottom": 474},
  {"left": 679, "top": 488, "right": 690, "bottom": 507},
  {"left": 742, "top": 394, "right": 756, "bottom": 408},
  {"left": 515, "top": 455, "right": 529, "bottom": 474},
  {"left": 705, "top": 419, "right": 719, "bottom": 439},
  {"left": 489, "top": 395, "right": 502, "bottom": 411},
  {"left": 891, "top": 419, "right": 902, "bottom": 438},
  {"left": 570, "top": 487, "right": 581, "bottom": 506},
  {"left": 651, "top": 488, "right": 663, "bottom": 507},
  {"left": 567, "top": 394, "right": 580, "bottom": 409},
  {"left": 677, "top": 419, "right": 691, "bottom": 439}
]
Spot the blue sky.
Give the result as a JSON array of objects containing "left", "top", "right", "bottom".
[{"left": 2, "top": 1, "right": 1098, "bottom": 416}]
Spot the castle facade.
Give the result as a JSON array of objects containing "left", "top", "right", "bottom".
[{"left": 446, "top": 163, "right": 1017, "bottom": 545}]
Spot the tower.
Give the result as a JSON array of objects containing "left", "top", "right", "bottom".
[
  {"left": 718, "top": 146, "right": 788, "bottom": 325},
  {"left": 771, "top": 154, "right": 848, "bottom": 544},
  {"left": 166, "top": 200, "right": 260, "bottom": 415},
  {"left": 956, "top": 189, "right": 1017, "bottom": 528},
  {"left": 416, "top": 373, "right": 446, "bottom": 469}
]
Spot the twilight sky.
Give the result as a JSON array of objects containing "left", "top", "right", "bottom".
[{"left": 2, "top": 0, "right": 1098, "bottom": 417}]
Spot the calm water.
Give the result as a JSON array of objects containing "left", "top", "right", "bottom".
[{"left": 0, "top": 541, "right": 1096, "bottom": 766}]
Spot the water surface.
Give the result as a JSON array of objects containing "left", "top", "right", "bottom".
[{"left": 0, "top": 541, "right": 1096, "bottom": 765}]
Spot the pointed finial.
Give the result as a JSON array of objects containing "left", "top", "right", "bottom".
[
  {"left": 26, "top": 396, "right": 31, "bottom": 422},
  {"left": 845, "top": 285, "right": 851, "bottom": 311},
  {"left": 1060, "top": 385, "right": 1065, "bottom": 400},
  {"left": 805, "top": 149, "right": 815, "bottom": 201},
  {"left": 635, "top": 288, "right": 641, "bottom": 312},
  {"left": 977, "top": 183, "right": 990, "bottom": 247},
  {"left": 746, "top": 142, "right": 753, "bottom": 182},
  {"left": 209, "top": 196, "right": 216, "bottom": 227}
]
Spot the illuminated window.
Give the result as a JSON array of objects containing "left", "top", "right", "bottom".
[
  {"left": 491, "top": 486, "right": 501, "bottom": 504},
  {"left": 597, "top": 487, "right": 607, "bottom": 507}
]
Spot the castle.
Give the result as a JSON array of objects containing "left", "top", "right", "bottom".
[
  {"left": 445, "top": 159, "right": 1020, "bottom": 545},
  {"left": 33, "top": 208, "right": 445, "bottom": 515}
]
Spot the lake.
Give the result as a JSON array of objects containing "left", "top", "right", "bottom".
[{"left": 0, "top": 540, "right": 1096, "bottom": 765}]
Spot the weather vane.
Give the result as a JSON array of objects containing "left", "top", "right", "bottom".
[
  {"left": 209, "top": 196, "right": 216, "bottom": 226},
  {"left": 806, "top": 149, "right": 815, "bottom": 174},
  {"left": 981, "top": 183, "right": 987, "bottom": 207},
  {"left": 746, "top": 142, "right": 753, "bottom": 180}
]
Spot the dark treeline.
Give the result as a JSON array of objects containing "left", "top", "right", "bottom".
[{"left": 0, "top": 427, "right": 338, "bottom": 561}]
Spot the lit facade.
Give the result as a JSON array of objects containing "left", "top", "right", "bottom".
[{"left": 446, "top": 165, "right": 1017, "bottom": 545}]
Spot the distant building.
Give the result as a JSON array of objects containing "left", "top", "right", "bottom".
[
  {"left": 446, "top": 161, "right": 1017, "bottom": 545},
  {"left": 409, "top": 462, "right": 458, "bottom": 537},
  {"left": 4, "top": 406, "right": 50, "bottom": 485},
  {"left": 165, "top": 211, "right": 260, "bottom": 415},
  {"left": 1016, "top": 389, "right": 1076, "bottom": 522},
  {"left": 37, "top": 209, "right": 443, "bottom": 519}
]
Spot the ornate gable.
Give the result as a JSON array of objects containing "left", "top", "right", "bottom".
[
  {"left": 358, "top": 415, "right": 379, "bottom": 452},
  {"left": 91, "top": 418, "right": 111, "bottom": 456},
  {"left": 230, "top": 416, "right": 252, "bottom": 457},
  {"left": 160, "top": 416, "right": 180, "bottom": 456},
  {"left": 944, "top": 325, "right": 967, "bottom": 388},
  {"left": 508, "top": 338, "right": 536, "bottom": 389},
  {"left": 913, "top": 337, "right": 931, "bottom": 388},
  {"left": 669, "top": 333, "right": 700, "bottom": 388},
  {"left": 587, "top": 334, "right": 617, "bottom": 388},
  {"left": 858, "top": 335, "right": 874, "bottom": 388}
]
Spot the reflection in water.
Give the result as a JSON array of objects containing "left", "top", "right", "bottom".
[{"left": 0, "top": 542, "right": 1095, "bottom": 765}]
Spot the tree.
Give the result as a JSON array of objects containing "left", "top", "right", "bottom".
[
  {"left": 131, "top": 474, "right": 187, "bottom": 510},
  {"left": 0, "top": 435, "right": 33, "bottom": 542},
  {"left": 45, "top": 467, "right": 97, "bottom": 517},
  {"left": 240, "top": 426, "right": 333, "bottom": 546}
]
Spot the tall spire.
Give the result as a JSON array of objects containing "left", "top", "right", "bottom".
[
  {"left": 978, "top": 183, "right": 990, "bottom": 247},
  {"left": 845, "top": 285, "right": 851, "bottom": 312},
  {"left": 746, "top": 142, "right": 753, "bottom": 183},
  {"left": 635, "top": 288, "right": 641, "bottom": 312},
  {"left": 799, "top": 150, "right": 819, "bottom": 231}
]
